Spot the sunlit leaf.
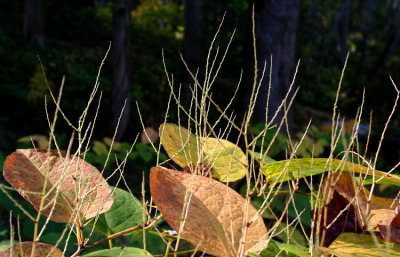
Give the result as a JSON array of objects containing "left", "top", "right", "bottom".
[
  {"left": 159, "top": 123, "right": 198, "bottom": 168},
  {"left": 87, "top": 187, "right": 144, "bottom": 236},
  {"left": 160, "top": 124, "right": 247, "bottom": 182},
  {"left": 82, "top": 247, "right": 153, "bottom": 256},
  {"left": 360, "top": 176, "right": 400, "bottom": 187},
  {"left": 0, "top": 242, "right": 63, "bottom": 257},
  {"left": 3, "top": 149, "right": 113, "bottom": 223},
  {"left": 261, "top": 158, "right": 400, "bottom": 185},
  {"left": 0, "top": 241, "right": 10, "bottom": 253},
  {"left": 378, "top": 204, "right": 400, "bottom": 243},
  {"left": 324, "top": 233, "right": 400, "bottom": 256},
  {"left": 150, "top": 166, "right": 268, "bottom": 257},
  {"left": 312, "top": 172, "right": 396, "bottom": 246},
  {"left": 203, "top": 137, "right": 248, "bottom": 182}
]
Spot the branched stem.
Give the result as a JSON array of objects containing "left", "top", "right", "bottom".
[{"left": 71, "top": 215, "right": 163, "bottom": 257}]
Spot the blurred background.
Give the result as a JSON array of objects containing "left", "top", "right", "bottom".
[{"left": 1, "top": 0, "right": 400, "bottom": 178}]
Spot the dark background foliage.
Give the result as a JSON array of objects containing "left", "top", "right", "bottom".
[{"left": 0, "top": 0, "right": 400, "bottom": 182}]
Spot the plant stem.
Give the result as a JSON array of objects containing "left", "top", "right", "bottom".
[
  {"left": 71, "top": 214, "right": 162, "bottom": 257},
  {"left": 75, "top": 221, "right": 82, "bottom": 246}
]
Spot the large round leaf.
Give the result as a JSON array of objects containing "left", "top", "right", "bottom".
[
  {"left": 159, "top": 123, "right": 198, "bottom": 168},
  {"left": 150, "top": 166, "right": 268, "bottom": 257},
  {"left": 203, "top": 137, "right": 248, "bottom": 182},
  {"left": 3, "top": 149, "right": 114, "bottom": 223},
  {"left": 0, "top": 242, "right": 63, "bottom": 257}
]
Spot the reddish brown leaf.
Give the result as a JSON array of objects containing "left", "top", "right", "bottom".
[
  {"left": 312, "top": 172, "right": 397, "bottom": 246},
  {"left": 378, "top": 201, "right": 400, "bottom": 244},
  {"left": 150, "top": 166, "right": 268, "bottom": 257},
  {"left": 3, "top": 149, "right": 113, "bottom": 223},
  {"left": 0, "top": 242, "right": 63, "bottom": 257},
  {"left": 311, "top": 191, "right": 363, "bottom": 246}
]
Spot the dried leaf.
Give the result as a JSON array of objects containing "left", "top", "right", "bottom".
[
  {"left": 140, "top": 127, "right": 159, "bottom": 144},
  {"left": 312, "top": 172, "right": 366, "bottom": 246},
  {"left": 0, "top": 242, "right": 63, "bottom": 257},
  {"left": 3, "top": 149, "right": 113, "bottom": 223},
  {"left": 312, "top": 172, "right": 397, "bottom": 246},
  {"left": 150, "top": 166, "right": 267, "bottom": 257},
  {"left": 378, "top": 202, "right": 400, "bottom": 243}
]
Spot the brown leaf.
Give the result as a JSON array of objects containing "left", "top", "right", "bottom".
[
  {"left": 312, "top": 172, "right": 397, "bottom": 246},
  {"left": 140, "top": 127, "right": 159, "bottom": 144},
  {"left": 311, "top": 191, "right": 363, "bottom": 246},
  {"left": 378, "top": 201, "right": 400, "bottom": 243},
  {"left": 150, "top": 166, "right": 267, "bottom": 257},
  {"left": 0, "top": 242, "right": 63, "bottom": 257},
  {"left": 3, "top": 149, "right": 114, "bottom": 223}
]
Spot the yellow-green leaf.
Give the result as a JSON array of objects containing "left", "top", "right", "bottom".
[
  {"left": 203, "top": 137, "right": 248, "bottom": 182},
  {"left": 160, "top": 123, "right": 198, "bottom": 168},
  {"left": 261, "top": 158, "right": 400, "bottom": 185},
  {"left": 323, "top": 233, "right": 400, "bottom": 256}
]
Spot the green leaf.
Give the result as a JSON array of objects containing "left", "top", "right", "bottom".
[
  {"left": 270, "top": 193, "right": 312, "bottom": 227},
  {"left": 274, "top": 222, "right": 306, "bottom": 246},
  {"left": 261, "top": 158, "right": 400, "bottom": 185},
  {"left": 125, "top": 230, "right": 166, "bottom": 255},
  {"left": 159, "top": 123, "right": 198, "bottom": 167},
  {"left": 93, "top": 140, "right": 109, "bottom": 156},
  {"left": 324, "top": 233, "right": 400, "bottom": 256},
  {"left": 247, "top": 239, "right": 310, "bottom": 257},
  {"left": 88, "top": 187, "right": 144, "bottom": 236},
  {"left": 275, "top": 242, "right": 310, "bottom": 257},
  {"left": 360, "top": 176, "right": 400, "bottom": 187},
  {"left": 247, "top": 239, "right": 281, "bottom": 256},
  {"left": 0, "top": 241, "right": 11, "bottom": 252},
  {"left": 248, "top": 150, "right": 276, "bottom": 164},
  {"left": 136, "top": 142, "right": 154, "bottom": 163},
  {"left": 203, "top": 137, "right": 248, "bottom": 182},
  {"left": 82, "top": 247, "right": 153, "bottom": 256}
]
